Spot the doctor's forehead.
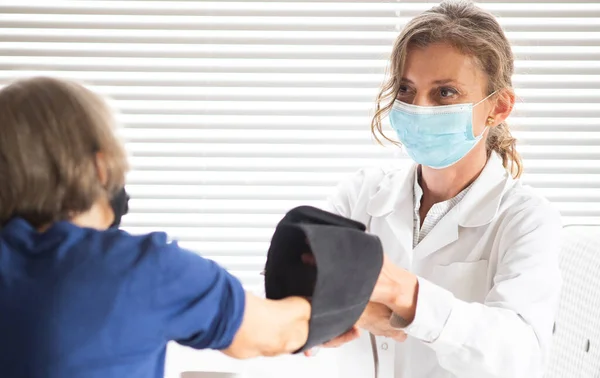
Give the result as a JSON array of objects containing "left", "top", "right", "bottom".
[{"left": 401, "top": 42, "right": 487, "bottom": 90}]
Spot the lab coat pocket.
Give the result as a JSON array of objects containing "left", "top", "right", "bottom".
[{"left": 432, "top": 260, "right": 489, "bottom": 303}]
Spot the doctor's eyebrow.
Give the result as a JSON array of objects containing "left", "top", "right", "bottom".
[
  {"left": 399, "top": 78, "right": 465, "bottom": 87},
  {"left": 430, "top": 79, "right": 466, "bottom": 86}
]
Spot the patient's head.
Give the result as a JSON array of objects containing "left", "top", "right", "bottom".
[{"left": 0, "top": 77, "right": 128, "bottom": 229}]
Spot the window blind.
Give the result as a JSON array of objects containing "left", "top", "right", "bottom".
[{"left": 1, "top": 1, "right": 599, "bottom": 292}]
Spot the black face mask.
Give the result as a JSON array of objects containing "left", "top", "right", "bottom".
[{"left": 109, "top": 187, "right": 130, "bottom": 228}]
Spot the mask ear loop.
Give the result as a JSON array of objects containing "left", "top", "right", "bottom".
[
  {"left": 473, "top": 91, "right": 498, "bottom": 139},
  {"left": 474, "top": 90, "right": 498, "bottom": 107}
]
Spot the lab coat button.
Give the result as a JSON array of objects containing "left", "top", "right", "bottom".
[{"left": 381, "top": 342, "right": 389, "bottom": 350}]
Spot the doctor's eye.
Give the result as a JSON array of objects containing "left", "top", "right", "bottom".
[
  {"left": 438, "top": 86, "right": 459, "bottom": 99},
  {"left": 397, "top": 84, "right": 414, "bottom": 99}
]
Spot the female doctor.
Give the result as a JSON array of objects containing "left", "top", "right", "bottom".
[{"left": 321, "top": 1, "right": 562, "bottom": 377}]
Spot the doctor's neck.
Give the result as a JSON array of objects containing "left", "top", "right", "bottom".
[{"left": 419, "top": 146, "right": 488, "bottom": 204}]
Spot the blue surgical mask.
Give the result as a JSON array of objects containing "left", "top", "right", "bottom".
[{"left": 389, "top": 93, "right": 495, "bottom": 169}]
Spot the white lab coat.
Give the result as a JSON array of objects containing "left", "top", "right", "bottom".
[{"left": 325, "top": 153, "right": 562, "bottom": 378}]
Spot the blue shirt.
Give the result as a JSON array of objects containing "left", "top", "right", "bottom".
[{"left": 0, "top": 218, "right": 246, "bottom": 378}]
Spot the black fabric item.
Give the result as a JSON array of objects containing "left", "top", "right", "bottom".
[
  {"left": 264, "top": 206, "right": 383, "bottom": 352},
  {"left": 109, "top": 187, "right": 130, "bottom": 229}
]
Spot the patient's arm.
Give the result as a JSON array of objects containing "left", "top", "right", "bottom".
[{"left": 222, "top": 293, "right": 311, "bottom": 359}]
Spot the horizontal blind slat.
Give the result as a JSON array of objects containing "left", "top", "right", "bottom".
[
  {"left": 1, "top": 1, "right": 598, "bottom": 286},
  {"left": 3, "top": 1, "right": 600, "bottom": 13}
]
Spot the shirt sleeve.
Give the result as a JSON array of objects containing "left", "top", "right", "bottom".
[
  {"left": 155, "top": 240, "right": 246, "bottom": 351},
  {"left": 390, "top": 277, "right": 454, "bottom": 341}
]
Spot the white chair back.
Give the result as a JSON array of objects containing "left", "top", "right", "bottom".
[{"left": 546, "top": 226, "right": 600, "bottom": 378}]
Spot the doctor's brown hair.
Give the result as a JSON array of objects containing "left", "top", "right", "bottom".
[
  {"left": 372, "top": 0, "right": 523, "bottom": 178},
  {"left": 0, "top": 77, "right": 128, "bottom": 227}
]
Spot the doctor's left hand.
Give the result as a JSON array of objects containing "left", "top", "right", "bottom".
[
  {"left": 357, "top": 302, "right": 407, "bottom": 341},
  {"left": 370, "top": 254, "right": 419, "bottom": 325},
  {"left": 302, "top": 302, "right": 407, "bottom": 357}
]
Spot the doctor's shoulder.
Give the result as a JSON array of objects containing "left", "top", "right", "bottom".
[
  {"left": 499, "top": 181, "right": 562, "bottom": 226},
  {"left": 494, "top": 180, "right": 563, "bottom": 253},
  {"left": 325, "top": 163, "right": 409, "bottom": 219}
]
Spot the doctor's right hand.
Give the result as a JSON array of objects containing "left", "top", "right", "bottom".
[{"left": 302, "top": 325, "right": 361, "bottom": 356}]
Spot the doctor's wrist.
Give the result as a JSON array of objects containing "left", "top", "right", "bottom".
[
  {"left": 371, "top": 257, "right": 419, "bottom": 323},
  {"left": 374, "top": 268, "right": 418, "bottom": 324},
  {"left": 389, "top": 272, "right": 419, "bottom": 324}
]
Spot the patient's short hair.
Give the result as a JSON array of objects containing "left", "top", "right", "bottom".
[{"left": 0, "top": 77, "right": 128, "bottom": 227}]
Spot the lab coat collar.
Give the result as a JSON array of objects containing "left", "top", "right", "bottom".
[
  {"left": 366, "top": 163, "right": 416, "bottom": 219},
  {"left": 366, "top": 153, "right": 514, "bottom": 227},
  {"left": 456, "top": 153, "right": 514, "bottom": 228}
]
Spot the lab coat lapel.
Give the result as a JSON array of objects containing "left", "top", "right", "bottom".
[
  {"left": 366, "top": 164, "right": 415, "bottom": 266},
  {"left": 414, "top": 153, "right": 513, "bottom": 261},
  {"left": 412, "top": 207, "right": 459, "bottom": 260},
  {"left": 383, "top": 196, "right": 414, "bottom": 265}
]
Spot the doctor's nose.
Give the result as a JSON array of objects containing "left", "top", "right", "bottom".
[{"left": 411, "top": 93, "right": 435, "bottom": 107}]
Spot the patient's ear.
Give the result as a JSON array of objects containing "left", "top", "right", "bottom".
[{"left": 95, "top": 152, "right": 109, "bottom": 186}]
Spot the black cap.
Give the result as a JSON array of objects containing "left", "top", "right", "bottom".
[{"left": 264, "top": 206, "right": 383, "bottom": 352}]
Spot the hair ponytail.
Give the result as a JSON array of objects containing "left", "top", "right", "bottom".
[{"left": 486, "top": 122, "right": 523, "bottom": 178}]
